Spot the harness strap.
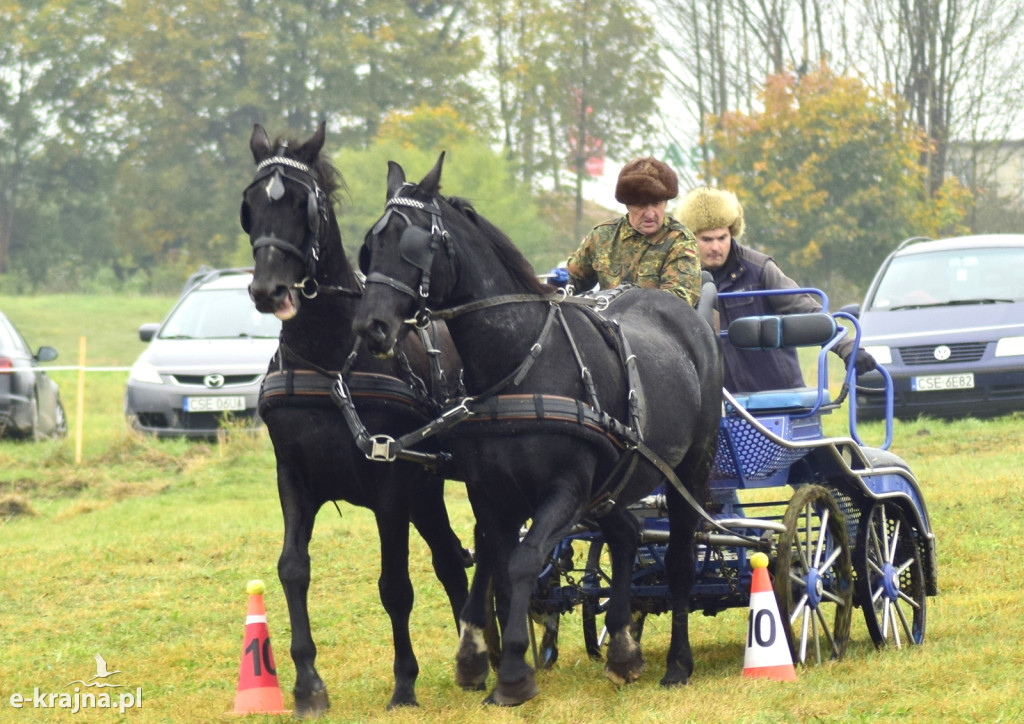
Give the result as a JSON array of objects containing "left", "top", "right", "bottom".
[
  {"left": 473, "top": 303, "right": 559, "bottom": 400},
  {"left": 553, "top": 304, "right": 601, "bottom": 414}
]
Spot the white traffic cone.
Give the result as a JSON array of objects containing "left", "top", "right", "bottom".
[{"left": 742, "top": 552, "right": 797, "bottom": 681}]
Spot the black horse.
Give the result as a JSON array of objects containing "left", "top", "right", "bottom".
[
  {"left": 353, "top": 154, "right": 722, "bottom": 705},
  {"left": 241, "top": 124, "right": 471, "bottom": 715}
]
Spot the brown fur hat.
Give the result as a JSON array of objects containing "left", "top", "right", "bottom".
[
  {"left": 675, "top": 186, "right": 745, "bottom": 240},
  {"left": 614, "top": 157, "right": 679, "bottom": 205}
]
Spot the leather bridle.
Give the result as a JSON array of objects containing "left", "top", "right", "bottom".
[
  {"left": 241, "top": 155, "right": 337, "bottom": 298},
  {"left": 360, "top": 187, "right": 456, "bottom": 326}
]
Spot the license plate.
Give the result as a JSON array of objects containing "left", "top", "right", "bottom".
[
  {"left": 183, "top": 396, "right": 246, "bottom": 412},
  {"left": 912, "top": 373, "right": 975, "bottom": 391}
]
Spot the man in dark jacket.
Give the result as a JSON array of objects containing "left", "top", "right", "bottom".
[{"left": 676, "top": 186, "right": 876, "bottom": 393}]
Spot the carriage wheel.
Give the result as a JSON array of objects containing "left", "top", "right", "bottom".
[
  {"left": 856, "top": 501, "right": 926, "bottom": 648},
  {"left": 774, "top": 485, "right": 854, "bottom": 666},
  {"left": 579, "top": 540, "right": 647, "bottom": 661}
]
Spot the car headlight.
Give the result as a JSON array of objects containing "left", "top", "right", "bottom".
[
  {"left": 862, "top": 345, "right": 892, "bottom": 365},
  {"left": 129, "top": 360, "right": 164, "bottom": 384},
  {"left": 995, "top": 336, "right": 1024, "bottom": 358}
]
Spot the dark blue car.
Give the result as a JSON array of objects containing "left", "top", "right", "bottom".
[{"left": 846, "top": 234, "right": 1024, "bottom": 420}]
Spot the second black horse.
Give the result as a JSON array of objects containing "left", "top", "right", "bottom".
[{"left": 354, "top": 153, "right": 722, "bottom": 705}]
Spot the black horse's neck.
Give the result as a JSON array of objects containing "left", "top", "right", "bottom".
[{"left": 432, "top": 205, "right": 553, "bottom": 395}]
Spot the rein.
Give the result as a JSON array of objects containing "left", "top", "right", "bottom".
[
  {"left": 341, "top": 287, "right": 728, "bottom": 532},
  {"left": 354, "top": 187, "right": 739, "bottom": 537}
]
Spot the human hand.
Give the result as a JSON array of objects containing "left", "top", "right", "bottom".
[
  {"left": 547, "top": 266, "right": 570, "bottom": 287},
  {"left": 845, "top": 348, "right": 878, "bottom": 375}
]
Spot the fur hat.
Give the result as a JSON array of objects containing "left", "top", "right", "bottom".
[
  {"left": 614, "top": 157, "right": 679, "bottom": 205},
  {"left": 675, "top": 186, "right": 745, "bottom": 240}
]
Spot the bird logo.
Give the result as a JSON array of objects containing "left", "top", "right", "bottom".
[{"left": 65, "top": 654, "right": 123, "bottom": 688}]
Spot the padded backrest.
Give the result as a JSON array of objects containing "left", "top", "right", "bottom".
[{"left": 727, "top": 313, "right": 837, "bottom": 350}]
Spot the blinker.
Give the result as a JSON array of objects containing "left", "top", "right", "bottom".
[{"left": 399, "top": 226, "right": 435, "bottom": 271}]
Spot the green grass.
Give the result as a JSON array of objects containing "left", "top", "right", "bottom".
[{"left": 1, "top": 295, "right": 1023, "bottom": 722}]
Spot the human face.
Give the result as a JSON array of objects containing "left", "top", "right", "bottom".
[
  {"left": 696, "top": 227, "right": 732, "bottom": 270},
  {"left": 625, "top": 201, "right": 667, "bottom": 236}
]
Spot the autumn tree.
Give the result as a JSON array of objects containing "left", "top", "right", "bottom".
[{"left": 707, "top": 65, "right": 969, "bottom": 298}]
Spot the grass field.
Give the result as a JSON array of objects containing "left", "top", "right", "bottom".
[{"left": 1, "top": 294, "right": 1023, "bottom": 723}]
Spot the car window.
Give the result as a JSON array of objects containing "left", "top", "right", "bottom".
[
  {"left": 868, "top": 247, "right": 1024, "bottom": 310},
  {"left": 159, "top": 286, "right": 282, "bottom": 339},
  {"left": 0, "top": 316, "right": 31, "bottom": 356}
]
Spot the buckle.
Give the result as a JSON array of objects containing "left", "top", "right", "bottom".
[{"left": 368, "top": 435, "right": 397, "bottom": 462}]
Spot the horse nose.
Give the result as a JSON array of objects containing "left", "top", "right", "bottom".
[
  {"left": 361, "top": 318, "right": 394, "bottom": 357},
  {"left": 248, "top": 280, "right": 290, "bottom": 315}
]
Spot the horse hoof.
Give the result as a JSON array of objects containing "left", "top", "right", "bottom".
[
  {"left": 386, "top": 696, "right": 420, "bottom": 710},
  {"left": 605, "top": 659, "right": 645, "bottom": 686},
  {"left": 483, "top": 675, "right": 538, "bottom": 707},
  {"left": 455, "top": 650, "right": 489, "bottom": 691},
  {"left": 605, "top": 630, "right": 645, "bottom": 685},
  {"left": 293, "top": 688, "right": 330, "bottom": 719},
  {"left": 659, "top": 672, "right": 691, "bottom": 688},
  {"left": 659, "top": 660, "right": 693, "bottom": 687}
]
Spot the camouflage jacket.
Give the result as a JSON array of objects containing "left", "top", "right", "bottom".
[{"left": 565, "top": 215, "right": 701, "bottom": 305}]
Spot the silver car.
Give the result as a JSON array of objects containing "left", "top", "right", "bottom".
[
  {"left": 124, "top": 269, "right": 281, "bottom": 438},
  {"left": 0, "top": 310, "right": 67, "bottom": 440}
]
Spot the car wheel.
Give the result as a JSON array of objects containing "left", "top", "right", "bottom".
[
  {"left": 29, "top": 395, "right": 42, "bottom": 442},
  {"left": 52, "top": 399, "right": 68, "bottom": 439}
]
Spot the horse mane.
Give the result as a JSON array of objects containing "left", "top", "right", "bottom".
[
  {"left": 271, "top": 133, "right": 347, "bottom": 207},
  {"left": 444, "top": 195, "right": 550, "bottom": 295}
]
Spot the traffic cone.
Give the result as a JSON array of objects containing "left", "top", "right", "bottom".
[
  {"left": 231, "top": 579, "right": 290, "bottom": 715},
  {"left": 742, "top": 553, "right": 797, "bottom": 681}
]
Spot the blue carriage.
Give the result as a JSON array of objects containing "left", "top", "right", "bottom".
[{"left": 528, "top": 287, "right": 937, "bottom": 668}]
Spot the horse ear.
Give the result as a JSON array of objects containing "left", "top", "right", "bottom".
[
  {"left": 385, "top": 161, "right": 406, "bottom": 199},
  {"left": 419, "top": 151, "right": 446, "bottom": 195},
  {"left": 250, "top": 124, "right": 272, "bottom": 163},
  {"left": 296, "top": 121, "right": 326, "bottom": 165}
]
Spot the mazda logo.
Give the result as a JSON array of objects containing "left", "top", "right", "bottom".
[
  {"left": 933, "top": 345, "right": 951, "bottom": 362},
  {"left": 204, "top": 374, "right": 226, "bottom": 389}
]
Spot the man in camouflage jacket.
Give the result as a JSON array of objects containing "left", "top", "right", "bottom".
[{"left": 563, "top": 158, "right": 701, "bottom": 306}]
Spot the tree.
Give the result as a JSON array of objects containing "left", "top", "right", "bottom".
[
  {"left": 0, "top": 0, "right": 120, "bottom": 279},
  {"left": 332, "top": 105, "right": 555, "bottom": 272},
  {"left": 479, "top": 0, "right": 663, "bottom": 237},
  {"left": 850, "top": 0, "right": 1024, "bottom": 200},
  {"left": 707, "top": 65, "right": 969, "bottom": 298},
  {"left": 653, "top": 0, "right": 1024, "bottom": 224},
  {"left": 103, "top": 0, "right": 485, "bottom": 288}
]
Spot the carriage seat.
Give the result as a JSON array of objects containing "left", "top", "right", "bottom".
[{"left": 725, "top": 312, "right": 838, "bottom": 413}]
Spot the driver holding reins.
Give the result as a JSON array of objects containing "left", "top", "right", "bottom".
[{"left": 553, "top": 158, "right": 702, "bottom": 306}]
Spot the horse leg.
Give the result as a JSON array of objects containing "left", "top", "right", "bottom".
[
  {"left": 276, "top": 481, "right": 329, "bottom": 719},
  {"left": 487, "top": 484, "right": 584, "bottom": 706},
  {"left": 409, "top": 474, "right": 469, "bottom": 627},
  {"left": 373, "top": 499, "right": 420, "bottom": 709},
  {"left": 599, "top": 509, "right": 646, "bottom": 686},
  {"left": 659, "top": 483, "right": 703, "bottom": 687},
  {"left": 455, "top": 520, "right": 509, "bottom": 691}
]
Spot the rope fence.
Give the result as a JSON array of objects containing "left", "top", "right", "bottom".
[{"left": 18, "top": 338, "right": 132, "bottom": 464}]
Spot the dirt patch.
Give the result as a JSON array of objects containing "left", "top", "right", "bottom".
[{"left": 0, "top": 493, "right": 36, "bottom": 519}]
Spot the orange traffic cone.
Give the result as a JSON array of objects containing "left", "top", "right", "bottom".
[
  {"left": 231, "top": 579, "right": 290, "bottom": 715},
  {"left": 742, "top": 552, "right": 797, "bottom": 681}
]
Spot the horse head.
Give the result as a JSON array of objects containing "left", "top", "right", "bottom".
[
  {"left": 242, "top": 122, "right": 351, "bottom": 320},
  {"left": 353, "top": 154, "right": 452, "bottom": 356},
  {"left": 356, "top": 153, "right": 546, "bottom": 358}
]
